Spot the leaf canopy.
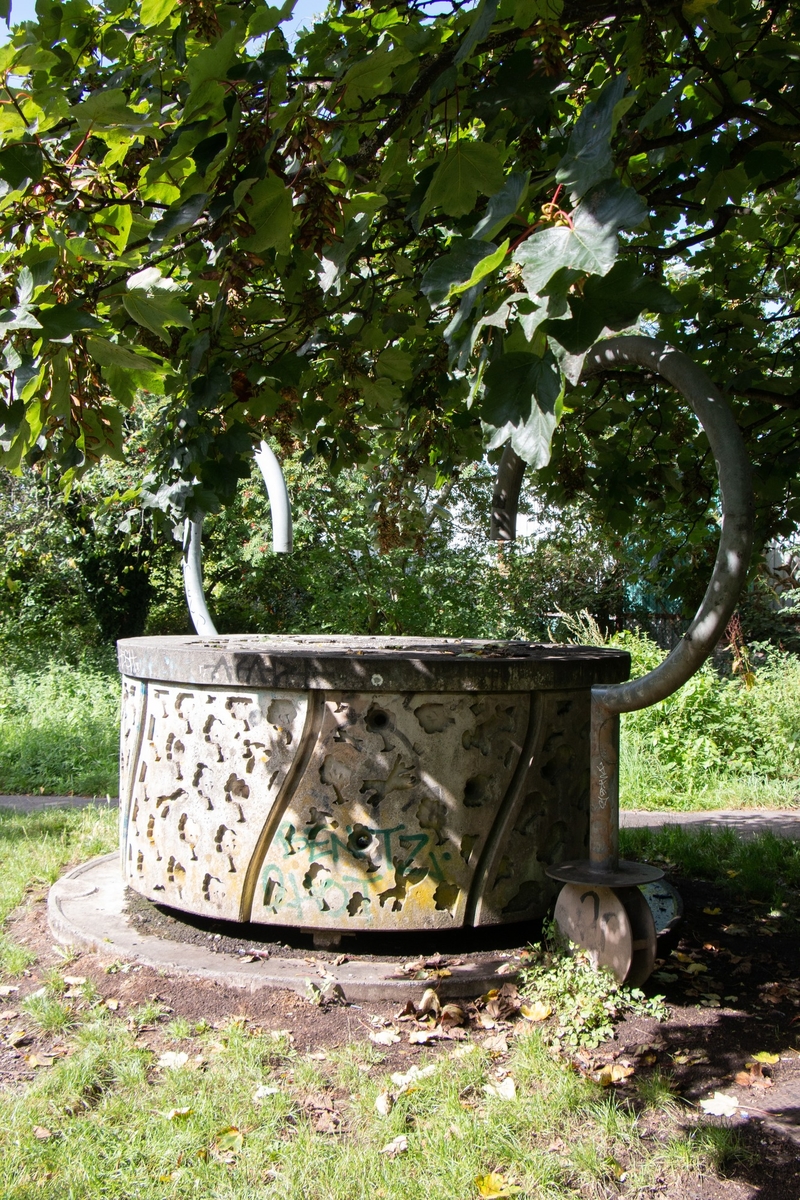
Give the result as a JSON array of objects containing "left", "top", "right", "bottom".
[{"left": 0, "top": 0, "right": 796, "bottom": 572}]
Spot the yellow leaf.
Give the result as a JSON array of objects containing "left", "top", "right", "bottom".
[
  {"left": 475, "top": 1171, "right": 523, "bottom": 1197},
  {"left": 520, "top": 1001, "right": 552, "bottom": 1022},
  {"left": 750, "top": 1051, "right": 780, "bottom": 1064},
  {"left": 703, "top": 907, "right": 722, "bottom": 916},
  {"left": 684, "top": 962, "right": 708, "bottom": 975},
  {"left": 596, "top": 1064, "right": 635, "bottom": 1087},
  {"left": 215, "top": 1126, "right": 244, "bottom": 1155}
]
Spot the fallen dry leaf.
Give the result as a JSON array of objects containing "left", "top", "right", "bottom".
[
  {"left": 699, "top": 1092, "right": 740, "bottom": 1117},
  {"left": 408, "top": 1028, "right": 445, "bottom": 1045},
  {"left": 440, "top": 1001, "right": 466, "bottom": 1028},
  {"left": 62, "top": 976, "right": 86, "bottom": 987},
  {"left": 370, "top": 1027, "right": 401, "bottom": 1047},
  {"left": 520, "top": 1001, "right": 551, "bottom": 1023},
  {"left": 380, "top": 1134, "right": 408, "bottom": 1158},
  {"left": 314, "top": 1109, "right": 341, "bottom": 1134},
  {"left": 26, "top": 1053, "right": 55, "bottom": 1068},
  {"left": 32, "top": 1126, "right": 52, "bottom": 1141},
  {"left": 672, "top": 1049, "right": 709, "bottom": 1065},
  {"left": 475, "top": 1170, "right": 522, "bottom": 1197},
  {"left": 417, "top": 988, "right": 441, "bottom": 1017},
  {"left": 390, "top": 1063, "right": 437, "bottom": 1092},
  {"left": 483, "top": 1076, "right": 517, "bottom": 1101},
  {"left": 157, "top": 1051, "right": 189, "bottom": 1070},
  {"left": 482, "top": 1034, "right": 509, "bottom": 1055},
  {"left": 596, "top": 1064, "right": 634, "bottom": 1087},
  {"left": 253, "top": 1085, "right": 280, "bottom": 1101},
  {"left": 374, "top": 1091, "right": 393, "bottom": 1117}
]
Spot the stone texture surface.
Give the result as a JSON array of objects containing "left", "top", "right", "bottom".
[
  {"left": 118, "top": 637, "right": 624, "bottom": 932},
  {"left": 117, "top": 634, "right": 630, "bottom": 693}
]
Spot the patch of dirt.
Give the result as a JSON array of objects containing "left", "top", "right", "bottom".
[
  {"left": 124, "top": 885, "right": 528, "bottom": 964},
  {"left": 4, "top": 870, "right": 800, "bottom": 1198}
]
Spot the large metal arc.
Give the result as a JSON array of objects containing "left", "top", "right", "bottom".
[
  {"left": 182, "top": 441, "right": 293, "bottom": 637},
  {"left": 491, "top": 335, "right": 754, "bottom": 716}
]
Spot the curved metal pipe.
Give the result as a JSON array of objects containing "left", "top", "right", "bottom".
[
  {"left": 182, "top": 517, "right": 218, "bottom": 637},
  {"left": 182, "top": 444, "right": 294, "bottom": 636},
  {"left": 491, "top": 336, "right": 754, "bottom": 876},
  {"left": 584, "top": 337, "right": 753, "bottom": 715},
  {"left": 491, "top": 335, "right": 754, "bottom": 714},
  {"left": 255, "top": 440, "right": 293, "bottom": 554}
]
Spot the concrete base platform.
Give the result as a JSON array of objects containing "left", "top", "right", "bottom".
[{"left": 47, "top": 856, "right": 520, "bottom": 1002}]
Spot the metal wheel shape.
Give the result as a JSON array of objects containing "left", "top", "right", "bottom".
[{"left": 553, "top": 882, "right": 657, "bottom": 986}]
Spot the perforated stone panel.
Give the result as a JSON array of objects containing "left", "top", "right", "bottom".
[{"left": 118, "top": 636, "right": 628, "bottom": 931}]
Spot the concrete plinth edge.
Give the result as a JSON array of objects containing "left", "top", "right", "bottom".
[{"left": 47, "top": 856, "right": 520, "bottom": 1002}]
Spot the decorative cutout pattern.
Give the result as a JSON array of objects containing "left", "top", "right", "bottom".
[
  {"left": 120, "top": 679, "right": 307, "bottom": 922},
  {"left": 121, "top": 678, "right": 591, "bottom": 930}
]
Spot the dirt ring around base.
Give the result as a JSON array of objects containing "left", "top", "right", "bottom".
[{"left": 48, "top": 855, "right": 521, "bottom": 1002}]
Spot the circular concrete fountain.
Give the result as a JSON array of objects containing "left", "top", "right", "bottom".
[{"left": 116, "top": 634, "right": 629, "bottom": 940}]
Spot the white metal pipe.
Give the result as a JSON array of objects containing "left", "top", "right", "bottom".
[
  {"left": 255, "top": 440, "right": 293, "bottom": 553},
  {"left": 182, "top": 443, "right": 293, "bottom": 634},
  {"left": 182, "top": 517, "right": 218, "bottom": 637}
]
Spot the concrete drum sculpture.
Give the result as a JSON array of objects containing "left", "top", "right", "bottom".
[{"left": 102, "top": 334, "right": 753, "bottom": 992}]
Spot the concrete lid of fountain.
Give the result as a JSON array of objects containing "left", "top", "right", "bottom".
[{"left": 117, "top": 634, "right": 630, "bottom": 693}]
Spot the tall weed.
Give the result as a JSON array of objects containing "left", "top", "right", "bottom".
[
  {"left": 0, "top": 654, "right": 119, "bottom": 795},
  {"left": 617, "top": 632, "right": 800, "bottom": 809}
]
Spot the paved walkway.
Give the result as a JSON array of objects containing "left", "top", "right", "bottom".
[
  {"left": 1, "top": 795, "right": 799, "bottom": 839},
  {"left": 0, "top": 795, "right": 119, "bottom": 813},
  {"left": 620, "top": 807, "right": 800, "bottom": 840}
]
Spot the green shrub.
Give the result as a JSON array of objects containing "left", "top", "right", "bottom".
[
  {"left": 618, "top": 632, "right": 800, "bottom": 808},
  {"left": 0, "top": 654, "right": 119, "bottom": 795}
]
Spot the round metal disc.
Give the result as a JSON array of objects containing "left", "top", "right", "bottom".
[
  {"left": 617, "top": 885, "right": 657, "bottom": 987},
  {"left": 639, "top": 879, "right": 684, "bottom": 936},
  {"left": 554, "top": 883, "right": 658, "bottom": 986},
  {"left": 546, "top": 858, "right": 664, "bottom": 887},
  {"left": 554, "top": 883, "right": 634, "bottom": 984}
]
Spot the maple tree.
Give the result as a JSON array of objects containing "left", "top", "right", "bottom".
[{"left": 0, "top": 0, "right": 798, "bottom": 574}]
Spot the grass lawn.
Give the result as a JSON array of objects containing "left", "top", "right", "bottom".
[{"left": 2, "top": 809, "right": 800, "bottom": 1198}]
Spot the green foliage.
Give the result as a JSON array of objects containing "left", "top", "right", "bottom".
[
  {"left": 519, "top": 928, "right": 668, "bottom": 1049},
  {"left": 0, "top": 654, "right": 120, "bottom": 795},
  {"left": 619, "top": 826, "right": 800, "bottom": 908},
  {"left": 0, "top": 0, "right": 796, "bottom": 587},
  {"left": 617, "top": 634, "right": 800, "bottom": 807}
]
